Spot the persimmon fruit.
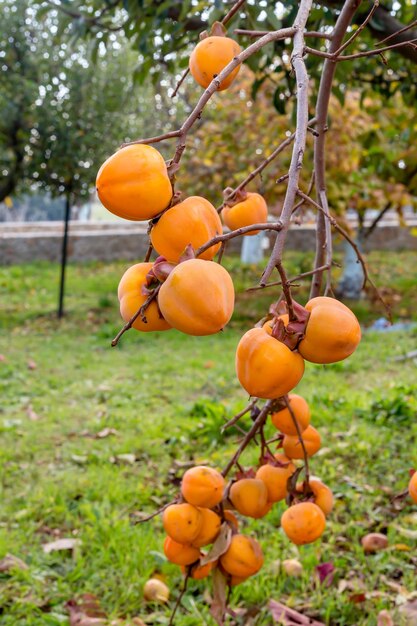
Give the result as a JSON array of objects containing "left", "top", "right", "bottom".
[
  {"left": 229, "top": 478, "right": 269, "bottom": 518},
  {"left": 281, "top": 502, "right": 326, "bottom": 545},
  {"left": 96, "top": 144, "right": 172, "bottom": 221},
  {"left": 191, "top": 508, "right": 221, "bottom": 547},
  {"left": 409, "top": 472, "right": 417, "bottom": 504},
  {"left": 296, "top": 478, "right": 334, "bottom": 516},
  {"left": 158, "top": 259, "right": 235, "bottom": 336},
  {"left": 222, "top": 193, "right": 268, "bottom": 235},
  {"left": 150, "top": 196, "right": 222, "bottom": 263},
  {"left": 270, "top": 394, "right": 311, "bottom": 436},
  {"left": 282, "top": 425, "right": 321, "bottom": 459},
  {"left": 181, "top": 466, "right": 225, "bottom": 508},
  {"left": 298, "top": 296, "right": 361, "bottom": 364},
  {"left": 189, "top": 34, "right": 241, "bottom": 91},
  {"left": 220, "top": 534, "right": 263, "bottom": 577},
  {"left": 236, "top": 327, "right": 305, "bottom": 399},
  {"left": 163, "top": 536, "right": 200, "bottom": 566},
  {"left": 162, "top": 503, "right": 202, "bottom": 544},
  {"left": 181, "top": 560, "right": 215, "bottom": 580},
  {"left": 256, "top": 458, "right": 296, "bottom": 503},
  {"left": 117, "top": 263, "right": 170, "bottom": 332},
  {"left": 223, "top": 510, "right": 239, "bottom": 530}
]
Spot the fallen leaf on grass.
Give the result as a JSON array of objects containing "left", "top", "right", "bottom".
[
  {"left": 26, "top": 405, "right": 40, "bottom": 421},
  {"left": 0, "top": 553, "right": 28, "bottom": 572},
  {"left": 42, "top": 538, "right": 81, "bottom": 554},
  {"left": 399, "top": 600, "right": 417, "bottom": 625},
  {"left": 377, "top": 610, "right": 394, "bottom": 626},
  {"left": 349, "top": 593, "right": 367, "bottom": 604},
  {"left": 315, "top": 562, "right": 335, "bottom": 586},
  {"left": 66, "top": 594, "right": 106, "bottom": 626},
  {"left": 391, "top": 524, "right": 417, "bottom": 539},
  {"left": 269, "top": 600, "right": 325, "bottom": 625},
  {"left": 110, "top": 454, "right": 136, "bottom": 465},
  {"left": 27, "top": 359, "right": 37, "bottom": 370},
  {"left": 0, "top": 354, "right": 6, "bottom": 362},
  {"left": 95, "top": 427, "right": 118, "bottom": 439}
]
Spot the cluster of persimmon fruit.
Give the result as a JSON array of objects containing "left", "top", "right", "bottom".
[{"left": 94, "top": 19, "right": 369, "bottom": 592}]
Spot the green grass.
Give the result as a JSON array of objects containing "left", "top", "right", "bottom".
[{"left": 0, "top": 252, "right": 417, "bottom": 625}]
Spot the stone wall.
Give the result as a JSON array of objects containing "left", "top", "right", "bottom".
[{"left": 0, "top": 220, "right": 416, "bottom": 265}]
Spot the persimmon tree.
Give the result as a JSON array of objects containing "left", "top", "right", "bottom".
[{"left": 92, "top": 0, "right": 416, "bottom": 623}]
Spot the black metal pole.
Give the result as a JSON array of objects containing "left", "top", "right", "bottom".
[{"left": 58, "top": 191, "right": 71, "bottom": 318}]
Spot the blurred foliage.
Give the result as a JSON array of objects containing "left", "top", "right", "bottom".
[{"left": 179, "top": 67, "right": 417, "bottom": 218}]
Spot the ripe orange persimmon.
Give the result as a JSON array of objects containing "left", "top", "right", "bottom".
[
  {"left": 150, "top": 196, "right": 222, "bottom": 263},
  {"left": 189, "top": 34, "right": 241, "bottom": 91},
  {"left": 117, "top": 263, "right": 170, "bottom": 332},
  {"left": 283, "top": 425, "right": 321, "bottom": 459},
  {"left": 281, "top": 502, "right": 326, "bottom": 545},
  {"left": 222, "top": 193, "right": 268, "bottom": 236},
  {"left": 229, "top": 478, "right": 269, "bottom": 518},
  {"left": 298, "top": 296, "right": 361, "bottom": 364},
  {"left": 235, "top": 327, "right": 305, "bottom": 399},
  {"left": 181, "top": 560, "right": 215, "bottom": 579},
  {"left": 256, "top": 458, "right": 296, "bottom": 503},
  {"left": 191, "top": 509, "right": 221, "bottom": 547},
  {"left": 163, "top": 536, "right": 200, "bottom": 566},
  {"left": 220, "top": 534, "right": 263, "bottom": 577},
  {"left": 270, "top": 394, "right": 311, "bottom": 436},
  {"left": 162, "top": 503, "right": 202, "bottom": 544},
  {"left": 409, "top": 472, "right": 417, "bottom": 504},
  {"left": 230, "top": 575, "right": 249, "bottom": 586},
  {"left": 181, "top": 466, "right": 225, "bottom": 508},
  {"left": 96, "top": 144, "right": 172, "bottom": 221},
  {"left": 158, "top": 260, "right": 234, "bottom": 336},
  {"left": 296, "top": 479, "right": 334, "bottom": 516}
]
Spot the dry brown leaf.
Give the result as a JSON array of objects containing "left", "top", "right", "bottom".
[
  {"left": 26, "top": 405, "right": 40, "bottom": 421},
  {"left": 27, "top": 359, "right": 37, "bottom": 370},
  {"left": 0, "top": 553, "right": 28, "bottom": 572},
  {"left": 95, "top": 428, "right": 118, "bottom": 439},
  {"left": 269, "top": 600, "right": 325, "bottom": 625},
  {"left": 210, "top": 568, "right": 227, "bottom": 626},
  {"left": 42, "top": 538, "right": 81, "bottom": 554},
  {"left": 66, "top": 595, "right": 106, "bottom": 626},
  {"left": 200, "top": 522, "right": 232, "bottom": 565},
  {"left": 110, "top": 454, "right": 136, "bottom": 465}
]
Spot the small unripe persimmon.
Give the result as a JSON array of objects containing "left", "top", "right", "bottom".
[
  {"left": 282, "top": 425, "right": 321, "bottom": 459},
  {"left": 181, "top": 466, "right": 225, "bottom": 508},
  {"left": 163, "top": 537, "right": 200, "bottom": 566},
  {"left": 162, "top": 503, "right": 202, "bottom": 544},
  {"left": 191, "top": 508, "right": 221, "bottom": 548},
  {"left": 220, "top": 534, "right": 263, "bottom": 578},
  {"left": 229, "top": 478, "right": 268, "bottom": 518},
  {"left": 281, "top": 502, "right": 326, "bottom": 545},
  {"left": 270, "top": 394, "right": 311, "bottom": 436}
]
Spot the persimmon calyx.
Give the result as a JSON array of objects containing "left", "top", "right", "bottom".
[
  {"left": 271, "top": 301, "right": 311, "bottom": 350},
  {"left": 178, "top": 243, "right": 196, "bottom": 263},
  {"left": 210, "top": 21, "right": 227, "bottom": 37},
  {"left": 145, "top": 256, "right": 176, "bottom": 287},
  {"left": 223, "top": 186, "right": 248, "bottom": 207},
  {"left": 234, "top": 467, "right": 256, "bottom": 481}
]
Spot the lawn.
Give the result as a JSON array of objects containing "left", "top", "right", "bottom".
[{"left": 0, "top": 251, "right": 416, "bottom": 626}]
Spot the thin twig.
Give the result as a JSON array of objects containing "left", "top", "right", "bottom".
[
  {"left": 131, "top": 499, "right": 176, "bottom": 525},
  {"left": 305, "top": 37, "right": 417, "bottom": 60},
  {"left": 284, "top": 396, "right": 310, "bottom": 491},
  {"left": 217, "top": 241, "right": 227, "bottom": 264},
  {"left": 222, "top": 401, "right": 273, "bottom": 477},
  {"left": 333, "top": 1, "right": 380, "bottom": 56},
  {"left": 194, "top": 221, "right": 283, "bottom": 258},
  {"left": 111, "top": 285, "right": 161, "bottom": 347},
  {"left": 221, "top": 399, "right": 258, "bottom": 432},
  {"left": 247, "top": 265, "right": 330, "bottom": 292},
  {"left": 276, "top": 263, "right": 296, "bottom": 322},
  {"left": 171, "top": 68, "right": 190, "bottom": 98},
  {"left": 144, "top": 243, "right": 153, "bottom": 263},
  {"left": 292, "top": 170, "right": 315, "bottom": 215},
  {"left": 374, "top": 18, "right": 417, "bottom": 46},
  {"left": 169, "top": 573, "right": 190, "bottom": 626},
  {"left": 234, "top": 29, "right": 333, "bottom": 40}
]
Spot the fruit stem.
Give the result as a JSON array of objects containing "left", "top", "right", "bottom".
[
  {"left": 283, "top": 395, "right": 310, "bottom": 491},
  {"left": 111, "top": 284, "right": 161, "bottom": 347},
  {"left": 276, "top": 262, "right": 297, "bottom": 322}
]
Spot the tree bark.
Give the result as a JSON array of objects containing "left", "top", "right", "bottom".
[{"left": 58, "top": 191, "right": 71, "bottom": 319}]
